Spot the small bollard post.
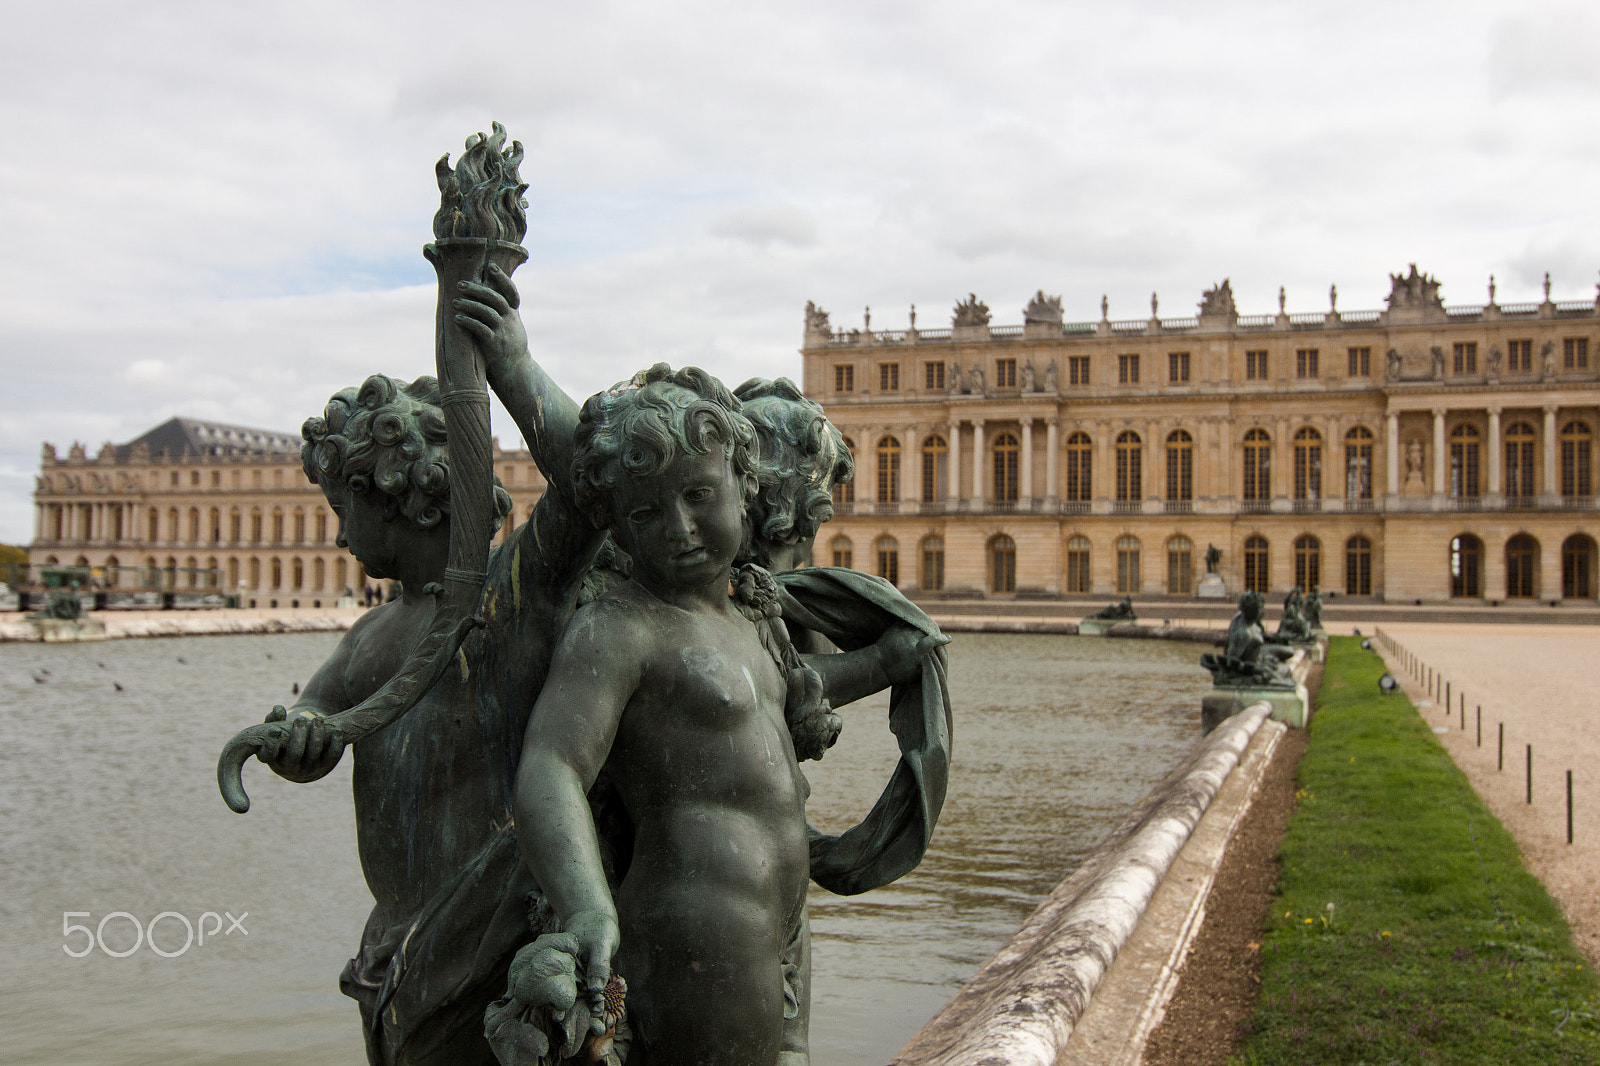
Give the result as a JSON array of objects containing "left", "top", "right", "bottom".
[
  {"left": 1459, "top": 693, "right": 1464, "bottom": 731},
  {"left": 1476, "top": 705, "right": 1481, "bottom": 747},
  {"left": 1446, "top": 681, "right": 1451, "bottom": 715},
  {"left": 1568, "top": 770, "right": 1574, "bottom": 845},
  {"left": 1498, "top": 723, "right": 1504, "bottom": 771},
  {"left": 1527, "top": 744, "right": 1533, "bottom": 804}
]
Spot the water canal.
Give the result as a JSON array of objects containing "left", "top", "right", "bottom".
[{"left": 0, "top": 630, "right": 1211, "bottom": 1064}]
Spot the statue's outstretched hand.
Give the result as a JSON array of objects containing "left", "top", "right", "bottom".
[
  {"left": 452, "top": 263, "right": 526, "bottom": 380},
  {"left": 257, "top": 705, "right": 344, "bottom": 783}
]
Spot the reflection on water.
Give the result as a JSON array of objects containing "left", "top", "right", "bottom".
[{"left": 0, "top": 630, "right": 1208, "bottom": 1065}]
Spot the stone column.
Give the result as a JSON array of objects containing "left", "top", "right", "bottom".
[
  {"left": 905, "top": 426, "right": 920, "bottom": 504},
  {"left": 1487, "top": 407, "right": 1502, "bottom": 495},
  {"left": 1020, "top": 417, "right": 1034, "bottom": 507},
  {"left": 948, "top": 420, "right": 961, "bottom": 506},
  {"left": 972, "top": 418, "right": 986, "bottom": 508},
  {"left": 1544, "top": 405, "right": 1560, "bottom": 497},
  {"left": 1096, "top": 421, "right": 1112, "bottom": 507},
  {"left": 1275, "top": 416, "right": 1289, "bottom": 499},
  {"left": 1386, "top": 412, "right": 1400, "bottom": 496},
  {"left": 861, "top": 426, "right": 877, "bottom": 506},
  {"left": 1045, "top": 418, "right": 1060, "bottom": 504},
  {"left": 1432, "top": 408, "right": 1447, "bottom": 497}
]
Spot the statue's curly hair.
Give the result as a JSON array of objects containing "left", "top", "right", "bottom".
[
  {"left": 572, "top": 363, "right": 759, "bottom": 530},
  {"left": 301, "top": 373, "right": 512, "bottom": 532},
  {"left": 732, "top": 377, "right": 853, "bottom": 567}
]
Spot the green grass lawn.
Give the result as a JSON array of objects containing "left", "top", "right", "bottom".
[{"left": 1232, "top": 636, "right": 1600, "bottom": 1065}]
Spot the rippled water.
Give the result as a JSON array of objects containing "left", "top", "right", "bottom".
[{"left": 0, "top": 630, "right": 1209, "bottom": 1065}]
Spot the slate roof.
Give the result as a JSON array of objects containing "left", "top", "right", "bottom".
[{"left": 118, "top": 417, "right": 301, "bottom": 461}]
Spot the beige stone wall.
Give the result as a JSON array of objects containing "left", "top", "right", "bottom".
[{"left": 804, "top": 293, "right": 1600, "bottom": 604}]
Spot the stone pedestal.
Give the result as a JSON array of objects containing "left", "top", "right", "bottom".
[
  {"left": 1077, "top": 618, "right": 1111, "bottom": 636},
  {"left": 1195, "top": 573, "right": 1227, "bottom": 599},
  {"left": 0, "top": 586, "right": 18, "bottom": 612},
  {"left": 1202, "top": 682, "right": 1307, "bottom": 732},
  {"left": 33, "top": 618, "right": 109, "bottom": 643}
]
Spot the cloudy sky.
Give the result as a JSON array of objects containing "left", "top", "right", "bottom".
[{"left": 2, "top": 0, "right": 1597, "bottom": 544}]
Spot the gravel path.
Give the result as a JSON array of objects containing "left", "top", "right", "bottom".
[{"left": 1362, "top": 622, "right": 1600, "bottom": 970}]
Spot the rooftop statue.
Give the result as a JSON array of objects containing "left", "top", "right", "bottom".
[
  {"left": 1198, "top": 279, "right": 1236, "bottom": 319},
  {"left": 1200, "top": 591, "right": 1296, "bottom": 689},
  {"left": 1023, "top": 289, "right": 1063, "bottom": 325},
  {"left": 1090, "top": 595, "right": 1136, "bottom": 621},
  {"left": 952, "top": 292, "right": 990, "bottom": 327},
  {"left": 803, "top": 300, "right": 831, "bottom": 336},
  {"left": 1386, "top": 264, "right": 1444, "bottom": 312}
]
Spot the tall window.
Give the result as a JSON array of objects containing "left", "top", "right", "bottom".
[
  {"left": 876, "top": 536, "right": 900, "bottom": 585},
  {"left": 1246, "top": 350, "right": 1268, "bottom": 380},
  {"left": 1345, "top": 535, "right": 1372, "bottom": 595},
  {"left": 1116, "top": 535, "right": 1141, "bottom": 595},
  {"left": 1167, "top": 535, "right": 1193, "bottom": 595},
  {"left": 315, "top": 511, "right": 327, "bottom": 542},
  {"left": 250, "top": 509, "right": 262, "bottom": 544},
  {"left": 293, "top": 509, "right": 306, "bottom": 542},
  {"left": 992, "top": 432, "right": 1019, "bottom": 503},
  {"left": 1561, "top": 422, "right": 1593, "bottom": 497},
  {"left": 1505, "top": 422, "right": 1536, "bottom": 499},
  {"left": 1564, "top": 337, "right": 1589, "bottom": 369},
  {"left": 229, "top": 509, "right": 241, "bottom": 544},
  {"left": 1068, "top": 355, "right": 1090, "bottom": 386},
  {"left": 1115, "top": 431, "right": 1142, "bottom": 504},
  {"left": 1293, "top": 428, "right": 1323, "bottom": 501},
  {"left": 1066, "top": 535, "right": 1091, "bottom": 593},
  {"left": 1562, "top": 535, "right": 1595, "bottom": 599},
  {"left": 831, "top": 536, "right": 853, "bottom": 569},
  {"left": 1294, "top": 534, "right": 1321, "bottom": 592},
  {"left": 1505, "top": 534, "right": 1538, "bottom": 598},
  {"left": 1295, "top": 348, "right": 1319, "bottom": 379},
  {"left": 924, "top": 361, "right": 945, "bottom": 390},
  {"left": 209, "top": 508, "right": 221, "bottom": 543},
  {"left": 1065, "top": 432, "right": 1093, "bottom": 502},
  {"left": 878, "top": 363, "right": 900, "bottom": 392},
  {"left": 1347, "top": 347, "right": 1371, "bottom": 377},
  {"left": 1449, "top": 425, "right": 1481, "bottom": 498},
  {"left": 833, "top": 364, "right": 854, "bottom": 392},
  {"left": 1243, "top": 429, "right": 1272, "bottom": 501},
  {"left": 833, "top": 438, "right": 855, "bottom": 505},
  {"left": 1165, "top": 430, "right": 1193, "bottom": 501},
  {"left": 921, "top": 435, "right": 948, "bottom": 502},
  {"left": 995, "top": 358, "right": 1017, "bottom": 388},
  {"left": 1508, "top": 339, "right": 1532, "bottom": 372},
  {"left": 1118, "top": 353, "right": 1140, "bottom": 384},
  {"left": 1345, "top": 426, "right": 1374, "bottom": 500},
  {"left": 1452, "top": 342, "right": 1478, "bottom": 374},
  {"left": 1168, "top": 352, "right": 1190, "bottom": 383},
  {"left": 1244, "top": 535, "right": 1270, "bottom": 593},
  {"left": 990, "top": 535, "right": 1016, "bottom": 593},
  {"left": 876, "top": 436, "right": 901, "bottom": 503},
  {"left": 1450, "top": 534, "right": 1482, "bottom": 598},
  {"left": 920, "top": 535, "right": 944, "bottom": 591},
  {"left": 188, "top": 508, "right": 200, "bottom": 542}
]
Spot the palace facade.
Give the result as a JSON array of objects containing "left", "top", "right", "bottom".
[
  {"left": 801, "top": 269, "right": 1600, "bottom": 604},
  {"left": 27, "top": 417, "right": 548, "bottom": 608}
]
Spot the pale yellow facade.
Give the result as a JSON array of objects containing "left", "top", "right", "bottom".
[
  {"left": 28, "top": 422, "right": 547, "bottom": 608},
  {"left": 801, "top": 274, "right": 1600, "bottom": 605}
]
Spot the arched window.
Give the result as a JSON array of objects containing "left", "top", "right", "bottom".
[
  {"left": 230, "top": 508, "right": 241, "bottom": 544},
  {"left": 204, "top": 557, "right": 219, "bottom": 588},
  {"left": 167, "top": 508, "right": 179, "bottom": 542},
  {"left": 272, "top": 509, "right": 285, "bottom": 544},
  {"left": 313, "top": 556, "right": 326, "bottom": 590},
  {"left": 1449, "top": 534, "right": 1482, "bottom": 598},
  {"left": 1450, "top": 424, "right": 1481, "bottom": 498},
  {"left": 992, "top": 432, "right": 1020, "bottom": 503},
  {"left": 104, "top": 556, "right": 121, "bottom": 589},
  {"left": 227, "top": 557, "right": 239, "bottom": 589},
  {"left": 1243, "top": 429, "right": 1271, "bottom": 502},
  {"left": 1115, "top": 431, "right": 1142, "bottom": 505},
  {"left": 1504, "top": 422, "right": 1536, "bottom": 499},
  {"left": 876, "top": 536, "right": 900, "bottom": 585},
  {"left": 1344, "top": 426, "right": 1374, "bottom": 501},
  {"left": 1345, "top": 535, "right": 1372, "bottom": 596},
  {"left": 250, "top": 509, "right": 262, "bottom": 545},
  {"left": 833, "top": 439, "right": 856, "bottom": 506},
  {"left": 1561, "top": 421, "right": 1592, "bottom": 498},
  {"left": 164, "top": 555, "right": 177, "bottom": 589},
  {"left": 1066, "top": 534, "right": 1091, "bottom": 593},
  {"left": 315, "top": 509, "right": 329, "bottom": 543},
  {"left": 1505, "top": 534, "right": 1538, "bottom": 599},
  {"left": 1065, "top": 431, "right": 1093, "bottom": 503},
  {"left": 209, "top": 508, "right": 221, "bottom": 544},
  {"left": 921, "top": 435, "right": 948, "bottom": 503},
  {"left": 1562, "top": 534, "right": 1596, "bottom": 599},
  {"left": 148, "top": 508, "right": 159, "bottom": 543},
  {"left": 335, "top": 557, "right": 347, "bottom": 591},
  {"left": 271, "top": 557, "right": 283, "bottom": 590},
  {"left": 1294, "top": 534, "right": 1321, "bottom": 592},
  {"left": 188, "top": 508, "right": 200, "bottom": 543},
  {"left": 291, "top": 556, "right": 304, "bottom": 590},
  {"left": 1293, "top": 428, "right": 1322, "bottom": 501},
  {"left": 293, "top": 508, "right": 306, "bottom": 543},
  {"left": 831, "top": 535, "right": 853, "bottom": 570},
  {"left": 1116, "top": 535, "right": 1141, "bottom": 594},
  {"left": 920, "top": 535, "right": 945, "bottom": 591},
  {"left": 1167, "top": 534, "right": 1193, "bottom": 595},
  {"left": 1244, "top": 534, "right": 1269, "bottom": 593},
  {"left": 1165, "top": 430, "right": 1193, "bottom": 502},
  {"left": 142, "top": 556, "right": 158, "bottom": 589},
  {"left": 876, "top": 436, "right": 901, "bottom": 504},
  {"left": 990, "top": 534, "right": 1017, "bottom": 593}
]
